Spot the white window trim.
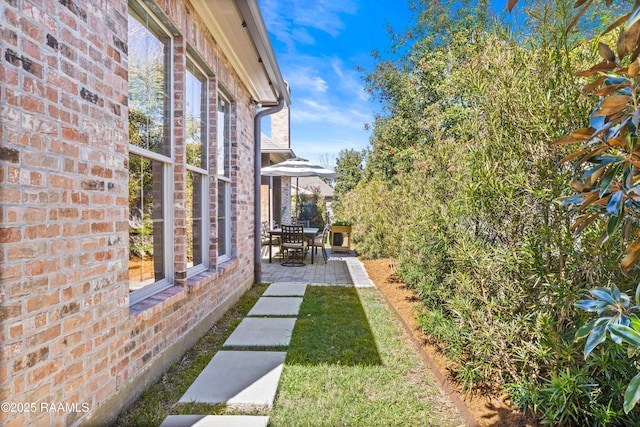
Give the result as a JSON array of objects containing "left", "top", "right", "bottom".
[{"left": 187, "top": 164, "right": 209, "bottom": 276}]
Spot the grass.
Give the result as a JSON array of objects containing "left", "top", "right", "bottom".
[
  {"left": 269, "top": 286, "right": 464, "bottom": 427},
  {"left": 111, "top": 283, "right": 464, "bottom": 426},
  {"left": 286, "top": 286, "right": 381, "bottom": 366}
]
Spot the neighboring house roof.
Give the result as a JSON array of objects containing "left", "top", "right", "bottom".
[
  {"left": 263, "top": 148, "right": 297, "bottom": 163},
  {"left": 295, "top": 176, "right": 334, "bottom": 199},
  {"left": 191, "top": 0, "right": 289, "bottom": 106},
  {"left": 262, "top": 135, "right": 296, "bottom": 163}
]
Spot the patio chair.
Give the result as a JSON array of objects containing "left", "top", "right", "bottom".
[
  {"left": 312, "top": 223, "right": 331, "bottom": 263},
  {"left": 280, "top": 225, "right": 308, "bottom": 267},
  {"left": 261, "top": 221, "right": 281, "bottom": 259}
]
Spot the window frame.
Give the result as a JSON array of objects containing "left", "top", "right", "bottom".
[
  {"left": 216, "top": 91, "right": 232, "bottom": 264},
  {"left": 127, "top": 1, "right": 175, "bottom": 306},
  {"left": 185, "top": 56, "right": 210, "bottom": 277}
]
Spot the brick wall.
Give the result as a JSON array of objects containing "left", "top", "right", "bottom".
[
  {"left": 0, "top": 1, "right": 258, "bottom": 426},
  {"left": 270, "top": 105, "right": 290, "bottom": 149}
]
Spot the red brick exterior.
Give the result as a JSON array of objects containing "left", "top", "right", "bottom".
[{"left": 0, "top": 1, "right": 259, "bottom": 426}]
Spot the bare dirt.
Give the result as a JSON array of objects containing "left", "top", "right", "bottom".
[{"left": 360, "top": 257, "right": 537, "bottom": 427}]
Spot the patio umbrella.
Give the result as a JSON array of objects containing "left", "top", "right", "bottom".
[
  {"left": 261, "top": 157, "right": 341, "bottom": 179},
  {"left": 261, "top": 157, "right": 340, "bottom": 220}
]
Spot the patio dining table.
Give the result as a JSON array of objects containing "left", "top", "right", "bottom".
[{"left": 268, "top": 227, "right": 319, "bottom": 264}]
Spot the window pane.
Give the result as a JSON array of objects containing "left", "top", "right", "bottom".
[
  {"left": 128, "top": 12, "right": 170, "bottom": 156},
  {"left": 217, "top": 180, "right": 227, "bottom": 258},
  {"left": 217, "top": 96, "right": 230, "bottom": 176},
  {"left": 187, "top": 171, "right": 203, "bottom": 268},
  {"left": 129, "top": 153, "right": 165, "bottom": 289},
  {"left": 186, "top": 66, "right": 205, "bottom": 169}
]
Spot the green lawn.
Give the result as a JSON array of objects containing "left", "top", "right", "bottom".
[
  {"left": 269, "top": 286, "right": 464, "bottom": 427},
  {"left": 111, "top": 284, "right": 464, "bottom": 426}
]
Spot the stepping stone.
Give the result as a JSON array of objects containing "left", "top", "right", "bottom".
[
  {"left": 263, "top": 282, "right": 307, "bottom": 296},
  {"left": 160, "top": 415, "right": 269, "bottom": 427},
  {"left": 179, "top": 351, "right": 286, "bottom": 407},
  {"left": 223, "top": 318, "right": 296, "bottom": 347},
  {"left": 248, "top": 297, "right": 302, "bottom": 316}
]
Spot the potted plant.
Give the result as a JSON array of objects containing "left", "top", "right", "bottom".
[{"left": 331, "top": 221, "right": 352, "bottom": 252}]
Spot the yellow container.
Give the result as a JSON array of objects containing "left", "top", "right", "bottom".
[{"left": 331, "top": 225, "right": 351, "bottom": 253}]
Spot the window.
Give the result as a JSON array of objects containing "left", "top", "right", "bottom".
[
  {"left": 186, "top": 60, "right": 208, "bottom": 272},
  {"left": 126, "top": 1, "right": 238, "bottom": 304},
  {"left": 128, "top": 3, "right": 173, "bottom": 303},
  {"left": 217, "top": 94, "right": 231, "bottom": 262}
]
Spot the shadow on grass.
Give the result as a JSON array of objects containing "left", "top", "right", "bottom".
[{"left": 286, "top": 286, "right": 382, "bottom": 366}]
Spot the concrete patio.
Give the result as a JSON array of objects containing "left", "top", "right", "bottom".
[{"left": 260, "top": 248, "right": 372, "bottom": 286}]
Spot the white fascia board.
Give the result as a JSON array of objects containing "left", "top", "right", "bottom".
[{"left": 191, "top": 0, "right": 289, "bottom": 106}]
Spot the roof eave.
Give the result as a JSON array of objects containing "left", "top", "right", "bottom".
[
  {"left": 236, "top": 0, "right": 290, "bottom": 106},
  {"left": 262, "top": 147, "right": 297, "bottom": 164},
  {"left": 190, "top": 0, "right": 289, "bottom": 106}
]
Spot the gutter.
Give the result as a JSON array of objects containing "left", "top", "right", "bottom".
[{"left": 254, "top": 97, "right": 286, "bottom": 284}]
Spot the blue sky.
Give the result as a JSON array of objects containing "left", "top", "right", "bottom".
[
  {"left": 257, "top": 0, "right": 414, "bottom": 169},
  {"left": 258, "top": 1, "right": 512, "bottom": 169}
]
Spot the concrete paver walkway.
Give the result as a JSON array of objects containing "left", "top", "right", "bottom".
[
  {"left": 262, "top": 282, "right": 307, "bottom": 296},
  {"left": 160, "top": 415, "right": 269, "bottom": 427},
  {"left": 223, "top": 317, "right": 297, "bottom": 347},
  {"left": 247, "top": 297, "right": 303, "bottom": 316},
  {"left": 344, "top": 257, "right": 375, "bottom": 287},
  {"left": 163, "top": 249, "right": 373, "bottom": 426},
  {"left": 179, "top": 351, "right": 286, "bottom": 407},
  {"left": 261, "top": 250, "right": 354, "bottom": 284}
]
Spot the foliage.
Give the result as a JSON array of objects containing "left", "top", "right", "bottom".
[
  {"left": 128, "top": 110, "right": 160, "bottom": 259},
  {"left": 333, "top": 148, "right": 367, "bottom": 219},
  {"left": 575, "top": 285, "right": 640, "bottom": 414},
  {"left": 362, "top": 0, "right": 490, "bottom": 181},
  {"left": 129, "top": 213, "right": 153, "bottom": 257},
  {"left": 517, "top": 0, "right": 640, "bottom": 415},
  {"left": 339, "top": 0, "right": 640, "bottom": 423},
  {"left": 296, "top": 187, "right": 325, "bottom": 228},
  {"left": 128, "top": 109, "right": 163, "bottom": 152},
  {"left": 555, "top": 22, "right": 640, "bottom": 274}
]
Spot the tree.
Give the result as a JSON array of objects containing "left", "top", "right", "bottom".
[
  {"left": 333, "top": 148, "right": 366, "bottom": 222},
  {"left": 334, "top": 148, "right": 367, "bottom": 198},
  {"left": 296, "top": 187, "right": 325, "bottom": 228},
  {"left": 362, "top": 0, "right": 490, "bottom": 180}
]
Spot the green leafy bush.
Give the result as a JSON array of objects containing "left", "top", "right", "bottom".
[{"left": 339, "top": 0, "right": 640, "bottom": 423}]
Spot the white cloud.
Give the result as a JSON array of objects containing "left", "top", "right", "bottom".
[
  {"left": 280, "top": 61, "right": 371, "bottom": 132},
  {"left": 291, "top": 27, "right": 315, "bottom": 45},
  {"left": 285, "top": 66, "right": 329, "bottom": 94},
  {"left": 330, "top": 58, "right": 369, "bottom": 102},
  {"left": 259, "top": 0, "right": 357, "bottom": 48},
  {"left": 292, "top": 98, "right": 371, "bottom": 129}
]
